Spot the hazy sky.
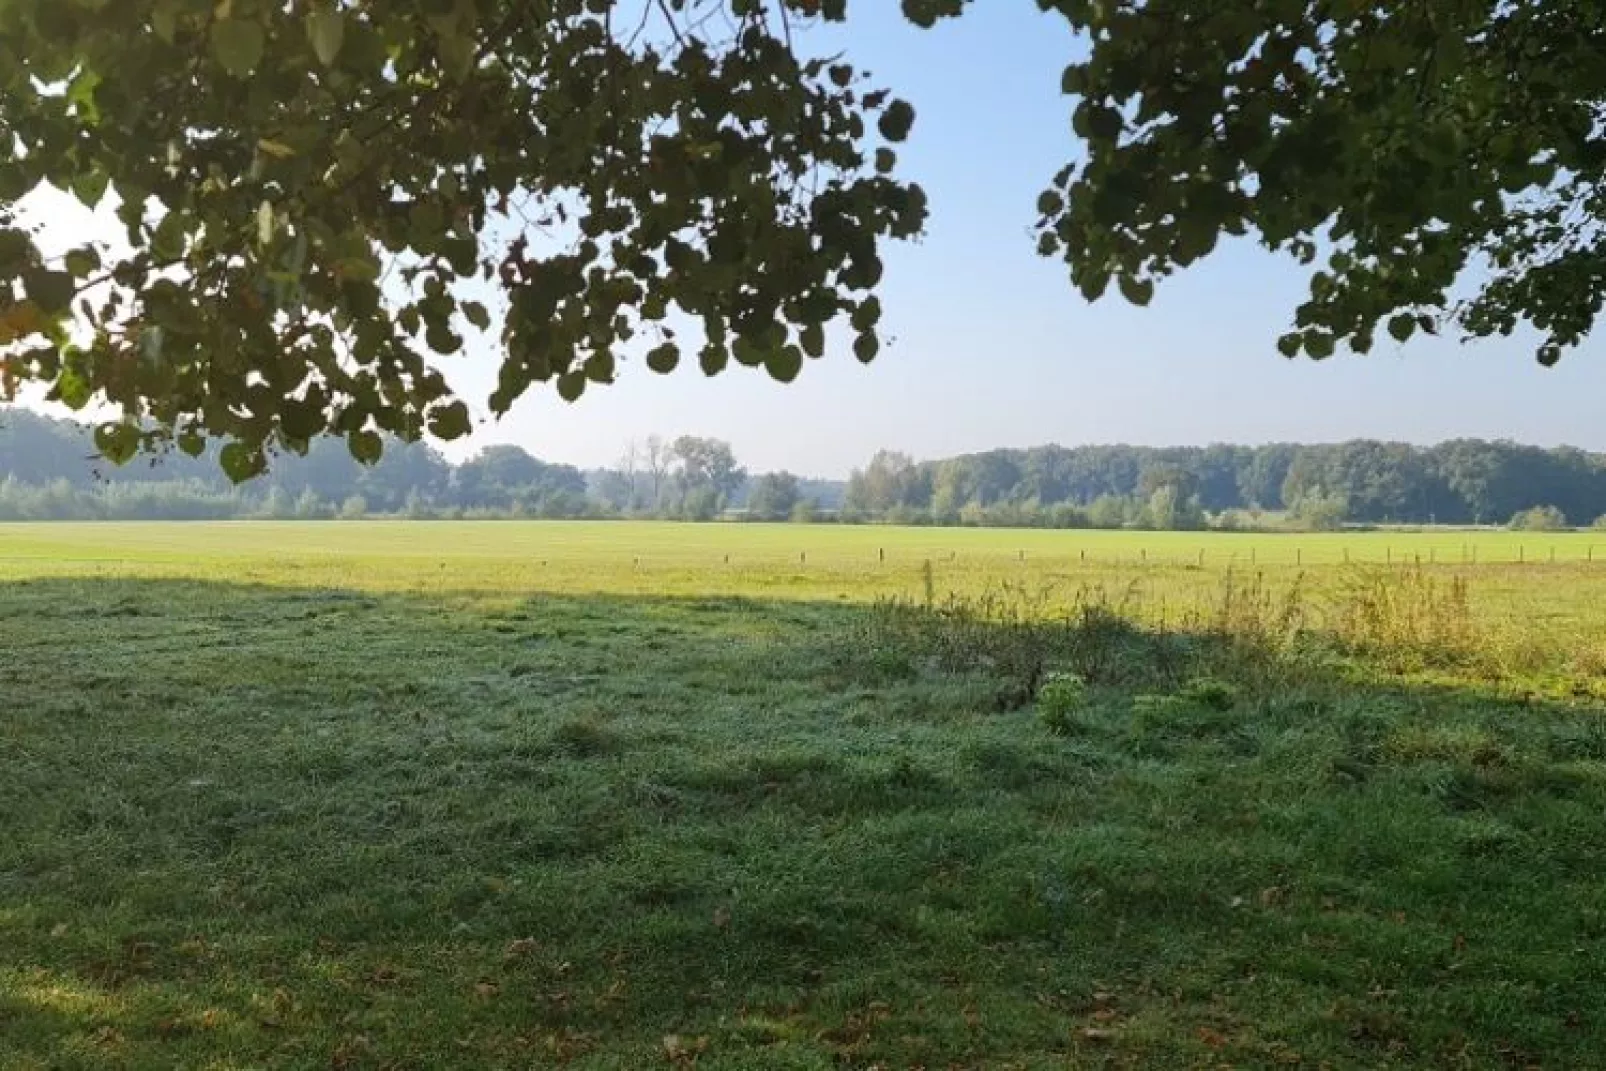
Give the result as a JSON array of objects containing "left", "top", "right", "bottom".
[{"left": 22, "top": 5, "right": 1606, "bottom": 477}]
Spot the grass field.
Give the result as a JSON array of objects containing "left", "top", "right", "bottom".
[{"left": 5, "top": 521, "right": 1606, "bottom": 1068}]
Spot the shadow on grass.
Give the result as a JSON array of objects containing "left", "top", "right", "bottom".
[{"left": 2, "top": 576, "right": 1606, "bottom": 1069}]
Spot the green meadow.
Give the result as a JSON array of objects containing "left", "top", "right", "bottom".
[{"left": 4, "top": 521, "right": 1606, "bottom": 1068}]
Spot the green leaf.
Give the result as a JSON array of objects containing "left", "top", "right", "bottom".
[
  {"left": 279, "top": 399, "right": 325, "bottom": 440},
  {"left": 1306, "top": 331, "right": 1335, "bottom": 359},
  {"left": 152, "top": 212, "right": 188, "bottom": 261},
  {"left": 64, "top": 248, "right": 100, "bottom": 279},
  {"left": 1117, "top": 275, "right": 1153, "bottom": 306},
  {"left": 645, "top": 342, "right": 679, "bottom": 374},
  {"left": 427, "top": 400, "right": 472, "bottom": 440},
  {"left": 853, "top": 331, "right": 880, "bottom": 364},
  {"left": 556, "top": 372, "right": 586, "bottom": 402},
  {"left": 151, "top": 0, "right": 180, "bottom": 43},
  {"left": 1387, "top": 313, "right": 1415, "bottom": 343},
  {"left": 850, "top": 296, "right": 882, "bottom": 332},
  {"left": 800, "top": 323, "right": 825, "bottom": 358},
  {"left": 220, "top": 442, "right": 265, "bottom": 483},
  {"left": 878, "top": 101, "right": 916, "bottom": 143},
  {"left": 462, "top": 301, "right": 490, "bottom": 331},
  {"left": 70, "top": 169, "right": 109, "bottom": 210},
  {"left": 93, "top": 422, "right": 141, "bottom": 465},
  {"left": 1276, "top": 334, "right": 1301, "bottom": 358},
  {"left": 306, "top": 9, "right": 346, "bottom": 67},
  {"left": 1087, "top": 105, "right": 1122, "bottom": 141},
  {"left": 765, "top": 345, "right": 803, "bottom": 384},
  {"left": 211, "top": 18, "right": 266, "bottom": 78},
  {"left": 347, "top": 429, "right": 383, "bottom": 465},
  {"left": 25, "top": 270, "right": 75, "bottom": 315},
  {"left": 425, "top": 323, "right": 462, "bottom": 355},
  {"left": 699, "top": 343, "right": 728, "bottom": 377}
]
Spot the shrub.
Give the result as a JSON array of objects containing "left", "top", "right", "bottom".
[
  {"left": 1509, "top": 505, "right": 1567, "bottom": 530},
  {"left": 1290, "top": 488, "right": 1348, "bottom": 531},
  {"left": 1036, "top": 672, "right": 1088, "bottom": 735},
  {"left": 1178, "top": 677, "right": 1239, "bottom": 711}
]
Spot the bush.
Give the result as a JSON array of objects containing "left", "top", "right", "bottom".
[
  {"left": 1086, "top": 494, "right": 1132, "bottom": 529},
  {"left": 1510, "top": 505, "right": 1567, "bottom": 531},
  {"left": 1178, "top": 676, "right": 1239, "bottom": 711},
  {"left": 1037, "top": 672, "right": 1088, "bottom": 735},
  {"left": 1290, "top": 488, "right": 1348, "bottom": 531}
]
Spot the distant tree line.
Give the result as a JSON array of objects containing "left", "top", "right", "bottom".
[
  {"left": 841, "top": 441, "right": 1606, "bottom": 530},
  {"left": 3, "top": 407, "right": 1604, "bottom": 528},
  {"left": 0, "top": 410, "right": 842, "bottom": 522}
]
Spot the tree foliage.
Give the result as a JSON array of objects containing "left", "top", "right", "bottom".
[
  {"left": 746, "top": 470, "right": 800, "bottom": 520},
  {"left": 1034, "top": 0, "right": 1606, "bottom": 366},
  {"left": 8, "top": 0, "right": 1600, "bottom": 479},
  {"left": 9, "top": 405, "right": 1606, "bottom": 526},
  {"left": 0, "top": 0, "right": 925, "bottom": 477},
  {"left": 4, "top": 1, "right": 1600, "bottom": 478}
]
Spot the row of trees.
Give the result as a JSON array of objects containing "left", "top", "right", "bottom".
[
  {"left": 841, "top": 441, "right": 1606, "bottom": 529},
  {"left": 0, "top": 410, "right": 838, "bottom": 522},
  {"left": 6, "top": 408, "right": 1606, "bottom": 528}
]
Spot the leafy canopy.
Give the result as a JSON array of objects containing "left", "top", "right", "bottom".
[
  {"left": 2, "top": 0, "right": 1601, "bottom": 478},
  {"left": 1032, "top": 0, "right": 1606, "bottom": 366}
]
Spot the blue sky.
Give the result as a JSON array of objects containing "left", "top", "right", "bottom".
[{"left": 24, "top": 4, "right": 1606, "bottom": 477}]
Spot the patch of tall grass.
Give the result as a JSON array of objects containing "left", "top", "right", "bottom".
[{"left": 849, "top": 565, "right": 1584, "bottom": 698}]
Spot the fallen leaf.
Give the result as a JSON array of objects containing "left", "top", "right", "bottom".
[
  {"left": 1080, "top": 1027, "right": 1115, "bottom": 1042},
  {"left": 713, "top": 906, "right": 731, "bottom": 930}
]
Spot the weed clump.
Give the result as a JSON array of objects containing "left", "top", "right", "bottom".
[{"left": 1036, "top": 672, "right": 1088, "bottom": 736}]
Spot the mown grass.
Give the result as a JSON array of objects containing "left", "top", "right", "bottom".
[{"left": 3, "top": 524, "right": 1606, "bottom": 1068}]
